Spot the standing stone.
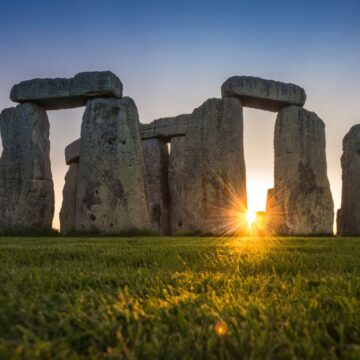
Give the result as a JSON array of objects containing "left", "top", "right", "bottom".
[
  {"left": 65, "top": 138, "right": 81, "bottom": 165},
  {"left": 265, "top": 188, "right": 278, "bottom": 234},
  {"left": 75, "top": 97, "right": 150, "bottom": 233},
  {"left": 60, "top": 163, "right": 79, "bottom": 234},
  {"left": 338, "top": 125, "right": 360, "bottom": 235},
  {"left": 336, "top": 209, "right": 343, "bottom": 235},
  {"left": 169, "top": 136, "right": 187, "bottom": 233},
  {"left": 267, "top": 105, "right": 334, "bottom": 235},
  {"left": 169, "top": 97, "right": 247, "bottom": 235},
  {"left": 0, "top": 103, "right": 54, "bottom": 232},
  {"left": 142, "top": 138, "right": 170, "bottom": 234}
]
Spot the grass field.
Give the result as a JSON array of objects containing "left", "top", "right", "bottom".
[{"left": 0, "top": 237, "right": 359, "bottom": 359}]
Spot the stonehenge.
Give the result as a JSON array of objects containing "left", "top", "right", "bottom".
[
  {"left": 1, "top": 71, "right": 150, "bottom": 235},
  {"left": 337, "top": 125, "right": 360, "bottom": 235},
  {"left": 0, "top": 71, "right": 342, "bottom": 236}
]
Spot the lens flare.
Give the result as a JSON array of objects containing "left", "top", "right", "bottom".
[{"left": 215, "top": 321, "right": 228, "bottom": 336}]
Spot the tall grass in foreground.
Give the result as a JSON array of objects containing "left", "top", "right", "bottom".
[{"left": 0, "top": 237, "right": 359, "bottom": 359}]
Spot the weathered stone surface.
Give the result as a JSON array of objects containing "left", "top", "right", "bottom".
[
  {"left": 221, "top": 76, "right": 306, "bottom": 112},
  {"left": 142, "top": 138, "right": 170, "bottom": 234},
  {"left": 10, "top": 71, "right": 122, "bottom": 110},
  {"left": 140, "top": 114, "right": 190, "bottom": 140},
  {"left": 60, "top": 163, "right": 79, "bottom": 234},
  {"left": 64, "top": 114, "right": 189, "bottom": 163},
  {"left": 168, "top": 136, "right": 186, "bottom": 233},
  {"left": 266, "top": 105, "right": 334, "bottom": 235},
  {"left": 169, "top": 97, "right": 247, "bottom": 235},
  {"left": 75, "top": 97, "right": 150, "bottom": 233},
  {"left": 0, "top": 103, "right": 54, "bottom": 232},
  {"left": 338, "top": 125, "right": 360, "bottom": 235},
  {"left": 65, "top": 139, "right": 81, "bottom": 165}
]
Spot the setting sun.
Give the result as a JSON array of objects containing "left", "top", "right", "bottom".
[{"left": 246, "top": 211, "right": 256, "bottom": 228}]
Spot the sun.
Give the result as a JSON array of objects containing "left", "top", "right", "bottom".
[{"left": 246, "top": 211, "right": 256, "bottom": 229}]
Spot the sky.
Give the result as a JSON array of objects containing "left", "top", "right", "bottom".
[{"left": 0, "top": 0, "right": 359, "bottom": 230}]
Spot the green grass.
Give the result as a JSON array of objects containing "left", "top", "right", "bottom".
[{"left": 0, "top": 237, "right": 359, "bottom": 359}]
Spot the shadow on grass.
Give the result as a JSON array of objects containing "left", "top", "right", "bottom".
[
  {"left": 0, "top": 228, "right": 61, "bottom": 237},
  {"left": 61, "top": 227, "right": 160, "bottom": 237}
]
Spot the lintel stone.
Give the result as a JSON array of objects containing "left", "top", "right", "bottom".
[
  {"left": 10, "top": 71, "right": 122, "bottom": 110},
  {"left": 65, "top": 113, "right": 190, "bottom": 164},
  {"left": 140, "top": 114, "right": 190, "bottom": 140},
  {"left": 221, "top": 76, "right": 306, "bottom": 112}
]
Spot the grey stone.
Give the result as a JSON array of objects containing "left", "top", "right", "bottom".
[
  {"left": 65, "top": 139, "right": 81, "bottom": 165},
  {"left": 221, "top": 76, "right": 306, "bottom": 112},
  {"left": 338, "top": 125, "right": 360, "bottom": 235},
  {"left": 169, "top": 97, "right": 247, "bottom": 235},
  {"left": 140, "top": 114, "right": 190, "bottom": 140},
  {"left": 10, "top": 71, "right": 122, "bottom": 110},
  {"left": 0, "top": 103, "right": 54, "bottom": 232},
  {"left": 168, "top": 136, "right": 187, "bottom": 234},
  {"left": 59, "top": 163, "right": 79, "bottom": 234},
  {"left": 64, "top": 113, "right": 190, "bottom": 163},
  {"left": 142, "top": 138, "right": 170, "bottom": 234},
  {"left": 75, "top": 97, "right": 150, "bottom": 233},
  {"left": 266, "top": 105, "right": 334, "bottom": 235},
  {"left": 336, "top": 209, "right": 342, "bottom": 235}
]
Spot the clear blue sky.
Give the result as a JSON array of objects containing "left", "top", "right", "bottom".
[{"left": 0, "top": 0, "right": 359, "bottom": 229}]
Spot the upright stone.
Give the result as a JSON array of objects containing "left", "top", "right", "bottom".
[
  {"left": 142, "top": 138, "right": 170, "bottom": 234},
  {"left": 0, "top": 103, "right": 54, "bottom": 232},
  {"left": 60, "top": 163, "right": 79, "bottom": 234},
  {"left": 75, "top": 97, "right": 150, "bottom": 233},
  {"left": 336, "top": 209, "right": 343, "bottom": 235},
  {"left": 10, "top": 71, "right": 122, "bottom": 110},
  {"left": 221, "top": 76, "right": 306, "bottom": 112},
  {"left": 338, "top": 125, "right": 360, "bottom": 235},
  {"left": 169, "top": 136, "right": 187, "bottom": 233},
  {"left": 169, "top": 97, "right": 247, "bottom": 235},
  {"left": 65, "top": 138, "right": 81, "bottom": 165},
  {"left": 267, "top": 105, "right": 334, "bottom": 235}
]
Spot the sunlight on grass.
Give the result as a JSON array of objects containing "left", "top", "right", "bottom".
[{"left": 0, "top": 237, "right": 359, "bottom": 358}]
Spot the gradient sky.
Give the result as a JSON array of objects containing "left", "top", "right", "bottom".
[{"left": 0, "top": 0, "right": 359, "bottom": 229}]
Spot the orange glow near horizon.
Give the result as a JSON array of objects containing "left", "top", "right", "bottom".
[
  {"left": 245, "top": 180, "right": 274, "bottom": 236},
  {"left": 246, "top": 211, "right": 256, "bottom": 229},
  {"left": 246, "top": 181, "right": 273, "bottom": 216}
]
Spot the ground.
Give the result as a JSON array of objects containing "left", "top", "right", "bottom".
[{"left": 0, "top": 237, "right": 359, "bottom": 359}]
